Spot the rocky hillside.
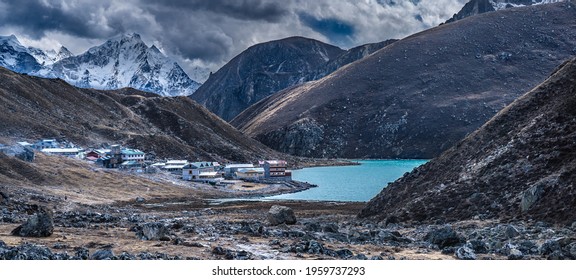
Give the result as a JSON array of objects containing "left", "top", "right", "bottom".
[
  {"left": 445, "top": 0, "right": 564, "bottom": 23},
  {"left": 233, "top": 2, "right": 576, "bottom": 159},
  {"left": 307, "top": 39, "right": 398, "bottom": 81},
  {"left": 359, "top": 57, "right": 576, "bottom": 225},
  {"left": 0, "top": 67, "right": 280, "bottom": 162},
  {"left": 191, "top": 37, "right": 345, "bottom": 121}
]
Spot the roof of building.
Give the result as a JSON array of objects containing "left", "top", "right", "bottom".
[
  {"left": 187, "top": 161, "right": 217, "bottom": 168},
  {"left": 41, "top": 148, "right": 84, "bottom": 153},
  {"left": 225, "top": 164, "right": 254, "bottom": 169},
  {"left": 166, "top": 160, "right": 188, "bottom": 165},
  {"left": 17, "top": 141, "right": 32, "bottom": 146},
  {"left": 264, "top": 160, "right": 287, "bottom": 165},
  {"left": 237, "top": 168, "right": 264, "bottom": 173},
  {"left": 121, "top": 161, "right": 140, "bottom": 166},
  {"left": 121, "top": 148, "right": 145, "bottom": 155},
  {"left": 163, "top": 165, "right": 187, "bottom": 169}
]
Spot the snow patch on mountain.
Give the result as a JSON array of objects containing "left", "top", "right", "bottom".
[{"left": 489, "top": 0, "right": 564, "bottom": 10}]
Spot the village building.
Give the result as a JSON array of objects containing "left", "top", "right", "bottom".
[
  {"left": 223, "top": 163, "right": 254, "bottom": 178},
  {"left": 182, "top": 162, "right": 221, "bottom": 182},
  {"left": 33, "top": 139, "right": 59, "bottom": 150},
  {"left": 263, "top": 160, "right": 292, "bottom": 181},
  {"left": 41, "top": 147, "right": 84, "bottom": 158},
  {"left": 119, "top": 160, "right": 144, "bottom": 172},
  {"left": 121, "top": 148, "right": 145, "bottom": 163},
  {"left": 84, "top": 150, "right": 100, "bottom": 161},
  {"left": 161, "top": 160, "right": 189, "bottom": 173},
  {"left": 235, "top": 167, "right": 265, "bottom": 180}
]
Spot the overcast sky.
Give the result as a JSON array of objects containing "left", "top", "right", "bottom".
[{"left": 0, "top": 0, "right": 467, "bottom": 81}]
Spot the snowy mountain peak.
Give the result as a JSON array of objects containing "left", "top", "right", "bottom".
[
  {"left": 0, "top": 34, "right": 27, "bottom": 53},
  {"left": 27, "top": 45, "right": 73, "bottom": 66},
  {"left": 56, "top": 46, "right": 73, "bottom": 60},
  {"left": 48, "top": 33, "right": 201, "bottom": 96},
  {"left": 0, "top": 33, "right": 200, "bottom": 96},
  {"left": 0, "top": 34, "right": 42, "bottom": 73},
  {"left": 149, "top": 45, "right": 162, "bottom": 54}
]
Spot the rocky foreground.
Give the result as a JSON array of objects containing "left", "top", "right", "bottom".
[{"left": 1, "top": 189, "right": 575, "bottom": 260}]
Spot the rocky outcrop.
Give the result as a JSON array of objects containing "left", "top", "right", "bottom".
[
  {"left": 267, "top": 205, "right": 297, "bottom": 226},
  {"left": 359, "top": 56, "right": 576, "bottom": 224},
  {"left": 135, "top": 222, "right": 172, "bottom": 241},
  {"left": 234, "top": 2, "right": 576, "bottom": 159},
  {"left": 11, "top": 206, "right": 53, "bottom": 237}
]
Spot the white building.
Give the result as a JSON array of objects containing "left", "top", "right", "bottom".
[
  {"left": 33, "top": 139, "right": 59, "bottom": 150},
  {"left": 235, "top": 167, "right": 265, "bottom": 180},
  {"left": 41, "top": 147, "right": 84, "bottom": 158},
  {"left": 182, "top": 162, "right": 221, "bottom": 181},
  {"left": 121, "top": 148, "right": 145, "bottom": 163},
  {"left": 224, "top": 163, "right": 254, "bottom": 178}
]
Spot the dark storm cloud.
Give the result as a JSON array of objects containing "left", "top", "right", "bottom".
[
  {"left": 0, "top": 0, "right": 469, "bottom": 81},
  {"left": 141, "top": 0, "right": 289, "bottom": 22},
  {"left": 0, "top": 0, "right": 106, "bottom": 38},
  {"left": 298, "top": 13, "right": 355, "bottom": 46}
]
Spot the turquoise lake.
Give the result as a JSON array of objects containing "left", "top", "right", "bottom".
[{"left": 267, "top": 160, "right": 428, "bottom": 202}]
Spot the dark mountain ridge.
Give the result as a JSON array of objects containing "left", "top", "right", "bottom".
[
  {"left": 191, "top": 36, "right": 345, "bottom": 121},
  {"left": 191, "top": 36, "right": 396, "bottom": 121},
  {"left": 233, "top": 2, "right": 576, "bottom": 159},
  {"left": 359, "top": 56, "right": 576, "bottom": 225}
]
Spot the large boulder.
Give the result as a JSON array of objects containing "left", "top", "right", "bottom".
[
  {"left": 11, "top": 206, "right": 54, "bottom": 237},
  {"left": 424, "top": 226, "right": 464, "bottom": 249},
  {"left": 135, "top": 222, "right": 172, "bottom": 241},
  {"left": 267, "top": 205, "right": 296, "bottom": 226}
]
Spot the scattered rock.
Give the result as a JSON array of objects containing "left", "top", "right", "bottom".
[
  {"left": 520, "top": 184, "right": 545, "bottom": 212},
  {"left": 467, "top": 240, "right": 488, "bottom": 254},
  {"left": 267, "top": 205, "right": 296, "bottom": 226},
  {"left": 566, "top": 242, "right": 576, "bottom": 259},
  {"left": 75, "top": 247, "right": 90, "bottom": 260},
  {"left": 212, "top": 246, "right": 228, "bottom": 256},
  {"left": 455, "top": 246, "right": 476, "bottom": 260},
  {"left": 11, "top": 206, "right": 54, "bottom": 237},
  {"left": 136, "top": 222, "right": 172, "bottom": 241},
  {"left": 323, "top": 223, "right": 339, "bottom": 233},
  {"left": 91, "top": 249, "right": 115, "bottom": 260},
  {"left": 425, "top": 226, "right": 464, "bottom": 249},
  {"left": 517, "top": 240, "right": 538, "bottom": 255},
  {"left": 505, "top": 225, "right": 521, "bottom": 239},
  {"left": 304, "top": 222, "right": 321, "bottom": 232},
  {"left": 540, "top": 239, "right": 562, "bottom": 256},
  {"left": 508, "top": 248, "right": 524, "bottom": 260},
  {"left": 336, "top": 249, "right": 354, "bottom": 259}
]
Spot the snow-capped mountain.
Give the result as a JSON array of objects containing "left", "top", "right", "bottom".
[
  {"left": 47, "top": 33, "right": 200, "bottom": 96},
  {"left": 28, "top": 46, "right": 73, "bottom": 66},
  {"left": 0, "top": 35, "right": 42, "bottom": 73},
  {"left": 0, "top": 33, "right": 201, "bottom": 97}
]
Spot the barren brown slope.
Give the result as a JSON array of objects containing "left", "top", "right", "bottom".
[
  {"left": 0, "top": 67, "right": 282, "bottom": 162},
  {"left": 233, "top": 2, "right": 576, "bottom": 159},
  {"left": 359, "top": 56, "right": 576, "bottom": 225}
]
